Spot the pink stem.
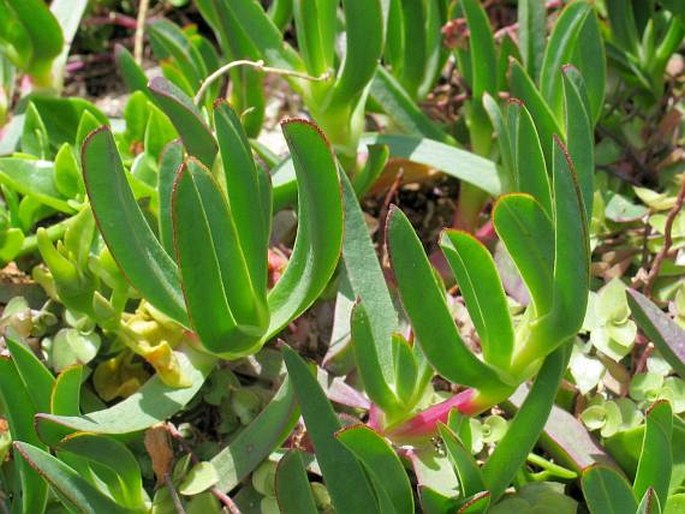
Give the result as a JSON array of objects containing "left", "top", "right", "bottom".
[
  {"left": 386, "top": 388, "right": 478, "bottom": 438},
  {"left": 83, "top": 13, "right": 138, "bottom": 30}
]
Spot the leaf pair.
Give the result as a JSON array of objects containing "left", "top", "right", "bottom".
[{"left": 83, "top": 83, "right": 343, "bottom": 358}]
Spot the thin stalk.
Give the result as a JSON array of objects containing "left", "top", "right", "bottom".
[
  {"left": 134, "top": 0, "right": 150, "bottom": 65},
  {"left": 194, "top": 59, "right": 330, "bottom": 106},
  {"left": 17, "top": 216, "right": 73, "bottom": 258}
]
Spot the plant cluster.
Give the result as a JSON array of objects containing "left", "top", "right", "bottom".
[{"left": 0, "top": 1, "right": 684, "bottom": 513}]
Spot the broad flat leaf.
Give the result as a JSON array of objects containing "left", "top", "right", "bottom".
[
  {"left": 211, "top": 378, "right": 299, "bottom": 492},
  {"left": 82, "top": 127, "right": 187, "bottom": 325},
  {"left": 0, "top": 158, "right": 73, "bottom": 213},
  {"left": 582, "top": 465, "right": 637, "bottom": 514},
  {"left": 633, "top": 401, "right": 673, "bottom": 505},
  {"left": 337, "top": 425, "right": 415, "bottom": 514},
  {"left": 440, "top": 230, "right": 514, "bottom": 370},
  {"left": 438, "top": 423, "right": 485, "bottom": 498},
  {"left": 172, "top": 158, "right": 265, "bottom": 357},
  {"left": 275, "top": 451, "right": 318, "bottom": 514},
  {"left": 57, "top": 433, "right": 146, "bottom": 509},
  {"left": 36, "top": 348, "right": 215, "bottom": 444},
  {"left": 14, "top": 442, "right": 137, "bottom": 514},
  {"left": 493, "top": 193, "right": 554, "bottom": 317},
  {"left": 483, "top": 346, "right": 569, "bottom": 500},
  {"left": 148, "top": 19, "right": 205, "bottom": 93},
  {"left": 215, "top": 102, "right": 271, "bottom": 296},
  {"left": 387, "top": 206, "right": 505, "bottom": 390},
  {"left": 0, "top": 357, "right": 48, "bottom": 514},
  {"left": 148, "top": 77, "right": 217, "bottom": 167},
  {"left": 265, "top": 120, "right": 343, "bottom": 338},
  {"left": 369, "top": 67, "right": 453, "bottom": 144},
  {"left": 518, "top": 0, "right": 546, "bottom": 81},
  {"left": 283, "top": 347, "right": 378, "bottom": 514},
  {"left": 626, "top": 289, "right": 685, "bottom": 379}
]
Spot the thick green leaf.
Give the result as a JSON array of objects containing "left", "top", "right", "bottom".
[
  {"left": 215, "top": 102, "right": 271, "bottom": 296},
  {"left": 518, "top": 0, "right": 546, "bottom": 81},
  {"left": 157, "top": 139, "right": 184, "bottom": 256},
  {"left": 265, "top": 120, "right": 343, "bottom": 338},
  {"left": 562, "top": 67, "right": 594, "bottom": 221},
  {"left": 275, "top": 451, "right": 318, "bottom": 514},
  {"left": 440, "top": 230, "right": 514, "bottom": 371},
  {"left": 460, "top": 0, "right": 497, "bottom": 99},
  {"left": 172, "top": 158, "right": 265, "bottom": 356},
  {"left": 569, "top": 8, "right": 605, "bottom": 124},
  {"left": 82, "top": 126, "right": 187, "bottom": 325},
  {"left": 148, "top": 19, "right": 205, "bottom": 93},
  {"left": 369, "top": 67, "right": 454, "bottom": 144},
  {"left": 482, "top": 93, "right": 514, "bottom": 188},
  {"left": 6, "top": 334, "right": 54, "bottom": 413},
  {"left": 50, "top": 365, "right": 83, "bottom": 416},
  {"left": 29, "top": 96, "right": 108, "bottom": 148},
  {"left": 509, "top": 60, "right": 562, "bottom": 166},
  {"left": 36, "top": 348, "right": 215, "bottom": 444},
  {"left": 387, "top": 206, "right": 505, "bottom": 390},
  {"left": 547, "top": 136, "right": 589, "bottom": 337},
  {"left": 179, "top": 462, "right": 219, "bottom": 496},
  {"left": 337, "top": 425, "right": 415, "bottom": 514},
  {"left": 627, "top": 289, "right": 685, "bottom": 379},
  {"left": 633, "top": 401, "right": 673, "bottom": 505},
  {"left": 283, "top": 347, "right": 378, "bottom": 514},
  {"left": 271, "top": 132, "right": 499, "bottom": 210},
  {"left": 606, "top": 0, "right": 640, "bottom": 56},
  {"left": 458, "top": 492, "right": 491, "bottom": 514},
  {"left": 513, "top": 101, "right": 552, "bottom": 215},
  {"left": 483, "top": 346, "right": 569, "bottom": 500},
  {"left": 57, "top": 434, "right": 146, "bottom": 509},
  {"left": 636, "top": 488, "right": 662, "bottom": 514},
  {"left": 114, "top": 44, "right": 150, "bottom": 97},
  {"left": 292, "top": 0, "right": 336, "bottom": 76},
  {"left": 341, "top": 170, "right": 398, "bottom": 409},
  {"left": 438, "top": 424, "right": 485, "bottom": 498},
  {"left": 351, "top": 301, "right": 401, "bottom": 414},
  {"left": 148, "top": 77, "right": 217, "bottom": 167},
  {"left": 0, "top": 158, "right": 73, "bottom": 213},
  {"left": 539, "top": 1, "right": 591, "bottom": 121},
  {"left": 0, "top": 357, "right": 48, "bottom": 514},
  {"left": 213, "top": 0, "right": 304, "bottom": 72},
  {"left": 14, "top": 442, "right": 137, "bottom": 514},
  {"left": 582, "top": 465, "right": 637, "bottom": 514},
  {"left": 330, "top": 0, "right": 384, "bottom": 105},
  {"left": 352, "top": 143, "right": 390, "bottom": 196},
  {"left": 211, "top": 378, "right": 299, "bottom": 492},
  {"left": 4, "top": 0, "right": 62, "bottom": 84},
  {"left": 492, "top": 193, "right": 554, "bottom": 317}
]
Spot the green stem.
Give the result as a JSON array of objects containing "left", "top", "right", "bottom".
[{"left": 17, "top": 217, "right": 73, "bottom": 258}]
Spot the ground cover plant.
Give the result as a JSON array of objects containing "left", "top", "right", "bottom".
[{"left": 0, "top": 0, "right": 684, "bottom": 512}]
